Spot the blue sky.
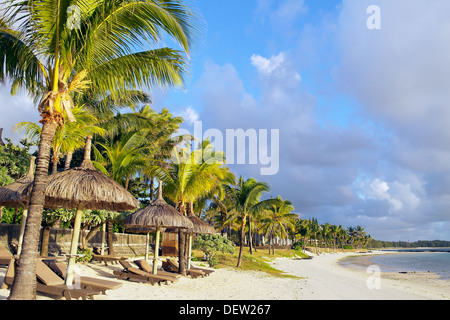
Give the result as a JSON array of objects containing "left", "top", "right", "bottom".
[{"left": 2, "top": 0, "right": 450, "bottom": 241}]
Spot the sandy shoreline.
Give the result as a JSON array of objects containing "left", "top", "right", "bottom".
[{"left": 1, "top": 251, "right": 449, "bottom": 300}]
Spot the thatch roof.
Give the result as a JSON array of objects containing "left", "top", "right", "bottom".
[
  {"left": 0, "top": 156, "right": 35, "bottom": 208},
  {"left": 187, "top": 214, "right": 215, "bottom": 235},
  {"left": 124, "top": 182, "right": 193, "bottom": 230},
  {"left": 126, "top": 225, "right": 165, "bottom": 234},
  {"left": 43, "top": 137, "right": 139, "bottom": 211}
]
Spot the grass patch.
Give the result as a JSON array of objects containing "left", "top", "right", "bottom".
[{"left": 192, "top": 247, "right": 308, "bottom": 279}]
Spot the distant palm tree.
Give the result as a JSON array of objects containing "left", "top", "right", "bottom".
[
  {"left": 260, "top": 196, "right": 297, "bottom": 255},
  {"left": 296, "top": 219, "right": 312, "bottom": 252},
  {"left": 329, "top": 224, "right": 341, "bottom": 253},
  {"left": 1, "top": 0, "right": 202, "bottom": 300},
  {"left": 310, "top": 218, "right": 321, "bottom": 254},
  {"left": 225, "top": 177, "right": 273, "bottom": 267}
]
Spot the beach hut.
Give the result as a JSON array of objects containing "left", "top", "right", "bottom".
[
  {"left": 0, "top": 156, "right": 35, "bottom": 254},
  {"left": 44, "top": 136, "right": 139, "bottom": 285},
  {"left": 124, "top": 182, "right": 193, "bottom": 274}
]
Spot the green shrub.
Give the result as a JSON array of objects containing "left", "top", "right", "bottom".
[
  {"left": 76, "top": 247, "right": 93, "bottom": 263},
  {"left": 193, "top": 234, "right": 235, "bottom": 268}
]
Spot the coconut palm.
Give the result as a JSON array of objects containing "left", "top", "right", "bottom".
[
  {"left": 309, "top": 218, "right": 321, "bottom": 254},
  {"left": 329, "top": 224, "right": 341, "bottom": 253},
  {"left": 148, "top": 140, "right": 234, "bottom": 271},
  {"left": 321, "top": 223, "right": 331, "bottom": 252},
  {"left": 15, "top": 106, "right": 106, "bottom": 174},
  {"left": 260, "top": 196, "right": 297, "bottom": 255},
  {"left": 149, "top": 140, "right": 234, "bottom": 215},
  {"left": 296, "top": 219, "right": 312, "bottom": 252},
  {"left": 225, "top": 176, "right": 274, "bottom": 267},
  {"left": 1, "top": 0, "right": 202, "bottom": 300}
]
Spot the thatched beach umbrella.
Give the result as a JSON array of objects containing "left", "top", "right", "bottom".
[
  {"left": 186, "top": 208, "right": 215, "bottom": 269},
  {"left": 165, "top": 206, "right": 216, "bottom": 269},
  {"left": 44, "top": 136, "right": 139, "bottom": 285},
  {"left": 124, "top": 182, "right": 193, "bottom": 274},
  {"left": 0, "top": 156, "right": 36, "bottom": 254}
]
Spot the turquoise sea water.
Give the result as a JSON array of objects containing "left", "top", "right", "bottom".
[{"left": 369, "top": 249, "right": 450, "bottom": 279}]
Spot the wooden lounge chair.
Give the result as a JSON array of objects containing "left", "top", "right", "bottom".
[
  {"left": 190, "top": 265, "right": 215, "bottom": 276},
  {"left": 2, "top": 259, "right": 101, "bottom": 300},
  {"left": 92, "top": 253, "right": 127, "bottom": 266},
  {"left": 0, "top": 245, "right": 13, "bottom": 265},
  {"left": 134, "top": 259, "right": 181, "bottom": 280},
  {"left": 113, "top": 260, "right": 177, "bottom": 286},
  {"left": 45, "top": 260, "right": 123, "bottom": 294},
  {"left": 162, "top": 259, "right": 206, "bottom": 279}
]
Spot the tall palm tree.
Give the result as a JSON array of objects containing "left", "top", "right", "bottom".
[
  {"left": 15, "top": 106, "right": 105, "bottom": 174},
  {"left": 1, "top": 0, "right": 202, "bottom": 300},
  {"left": 148, "top": 139, "right": 234, "bottom": 274},
  {"left": 329, "top": 224, "right": 341, "bottom": 253},
  {"left": 149, "top": 140, "right": 234, "bottom": 215},
  {"left": 309, "top": 218, "right": 321, "bottom": 254},
  {"left": 321, "top": 223, "right": 331, "bottom": 252},
  {"left": 297, "top": 219, "right": 312, "bottom": 252},
  {"left": 260, "top": 196, "right": 297, "bottom": 255},
  {"left": 225, "top": 176, "right": 272, "bottom": 267}
]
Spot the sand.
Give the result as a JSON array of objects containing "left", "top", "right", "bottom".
[{"left": 1, "top": 251, "right": 449, "bottom": 300}]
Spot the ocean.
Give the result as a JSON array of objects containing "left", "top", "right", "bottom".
[{"left": 343, "top": 249, "right": 450, "bottom": 280}]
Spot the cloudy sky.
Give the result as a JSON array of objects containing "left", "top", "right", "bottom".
[{"left": 2, "top": 0, "right": 450, "bottom": 241}]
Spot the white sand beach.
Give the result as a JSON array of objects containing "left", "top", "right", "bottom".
[{"left": 1, "top": 251, "right": 448, "bottom": 300}]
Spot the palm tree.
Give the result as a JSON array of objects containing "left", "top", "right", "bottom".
[
  {"left": 1, "top": 0, "right": 202, "bottom": 300},
  {"left": 295, "top": 219, "right": 311, "bottom": 252},
  {"left": 309, "top": 218, "right": 321, "bottom": 254},
  {"left": 260, "top": 196, "right": 296, "bottom": 255},
  {"left": 148, "top": 140, "right": 234, "bottom": 274},
  {"left": 321, "top": 223, "right": 331, "bottom": 252},
  {"left": 225, "top": 176, "right": 272, "bottom": 267},
  {"left": 149, "top": 140, "right": 234, "bottom": 215},
  {"left": 15, "top": 106, "right": 105, "bottom": 174},
  {"left": 329, "top": 224, "right": 341, "bottom": 253},
  {"left": 338, "top": 226, "right": 348, "bottom": 251}
]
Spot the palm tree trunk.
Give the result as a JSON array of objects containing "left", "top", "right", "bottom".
[
  {"left": 236, "top": 215, "right": 246, "bottom": 268},
  {"left": 17, "top": 208, "right": 28, "bottom": 255},
  {"left": 248, "top": 214, "right": 253, "bottom": 255},
  {"left": 51, "top": 158, "right": 58, "bottom": 175},
  {"left": 64, "top": 151, "right": 73, "bottom": 170},
  {"left": 149, "top": 178, "right": 154, "bottom": 201},
  {"left": 178, "top": 229, "right": 186, "bottom": 276},
  {"left": 9, "top": 120, "right": 57, "bottom": 300}
]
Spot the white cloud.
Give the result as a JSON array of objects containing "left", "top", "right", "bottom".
[
  {"left": 180, "top": 106, "right": 199, "bottom": 125},
  {"left": 251, "top": 53, "right": 301, "bottom": 82},
  {"left": 251, "top": 53, "right": 285, "bottom": 75},
  {"left": 0, "top": 84, "right": 40, "bottom": 144}
]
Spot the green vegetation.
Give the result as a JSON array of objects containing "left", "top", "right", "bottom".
[
  {"left": 193, "top": 234, "right": 235, "bottom": 268},
  {"left": 210, "top": 247, "right": 307, "bottom": 279}
]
